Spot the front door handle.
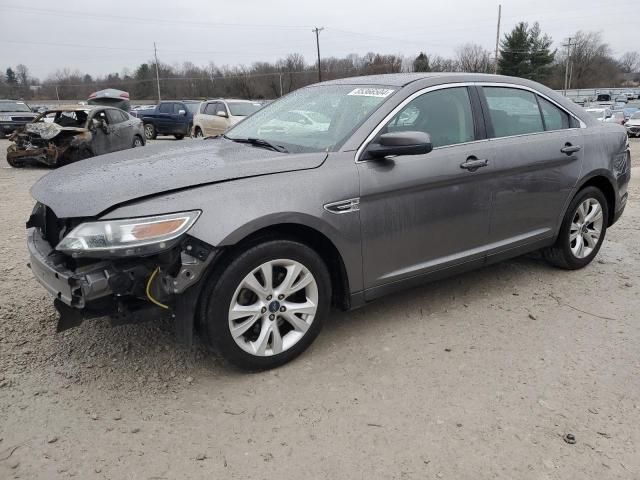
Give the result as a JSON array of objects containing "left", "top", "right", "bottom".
[
  {"left": 460, "top": 157, "right": 489, "bottom": 172},
  {"left": 561, "top": 143, "right": 581, "bottom": 155}
]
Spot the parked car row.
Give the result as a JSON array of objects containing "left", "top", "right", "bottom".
[{"left": 23, "top": 73, "right": 631, "bottom": 369}]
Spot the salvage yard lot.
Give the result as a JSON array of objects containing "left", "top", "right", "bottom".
[{"left": 0, "top": 138, "right": 639, "bottom": 479}]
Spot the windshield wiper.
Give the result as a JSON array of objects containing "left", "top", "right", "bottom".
[{"left": 224, "top": 135, "right": 288, "bottom": 153}]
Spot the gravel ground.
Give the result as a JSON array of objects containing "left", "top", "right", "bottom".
[{"left": 1, "top": 137, "right": 639, "bottom": 479}]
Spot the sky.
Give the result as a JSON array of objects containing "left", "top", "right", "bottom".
[{"left": 0, "top": 0, "right": 635, "bottom": 81}]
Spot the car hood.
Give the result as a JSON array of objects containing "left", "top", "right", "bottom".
[
  {"left": 23, "top": 122, "right": 88, "bottom": 140},
  {"left": 626, "top": 119, "right": 640, "bottom": 126},
  {"left": 31, "top": 138, "right": 327, "bottom": 218},
  {"left": 0, "top": 110, "right": 37, "bottom": 116}
]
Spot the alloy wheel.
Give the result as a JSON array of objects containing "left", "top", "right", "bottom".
[
  {"left": 228, "top": 259, "right": 318, "bottom": 357},
  {"left": 570, "top": 198, "right": 604, "bottom": 259}
]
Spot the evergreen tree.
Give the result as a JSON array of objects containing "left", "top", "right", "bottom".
[
  {"left": 6, "top": 67, "right": 17, "bottom": 84},
  {"left": 498, "top": 22, "right": 555, "bottom": 82},
  {"left": 413, "top": 53, "right": 430, "bottom": 72}
]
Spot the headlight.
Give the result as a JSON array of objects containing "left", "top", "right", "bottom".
[
  {"left": 0, "top": 115, "right": 12, "bottom": 122},
  {"left": 56, "top": 210, "right": 201, "bottom": 257}
]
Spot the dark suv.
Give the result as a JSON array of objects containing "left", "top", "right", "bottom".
[
  {"left": 138, "top": 100, "right": 200, "bottom": 140},
  {"left": 0, "top": 100, "right": 38, "bottom": 137},
  {"left": 26, "top": 73, "right": 630, "bottom": 370}
]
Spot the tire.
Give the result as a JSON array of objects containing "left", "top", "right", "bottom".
[
  {"left": 174, "top": 134, "right": 185, "bottom": 140},
  {"left": 544, "top": 186, "right": 609, "bottom": 270},
  {"left": 6, "top": 145, "right": 25, "bottom": 168},
  {"left": 198, "top": 239, "right": 331, "bottom": 370},
  {"left": 132, "top": 135, "right": 144, "bottom": 148},
  {"left": 194, "top": 127, "right": 203, "bottom": 138},
  {"left": 144, "top": 123, "right": 157, "bottom": 140}
]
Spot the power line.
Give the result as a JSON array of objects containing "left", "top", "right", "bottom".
[{"left": 0, "top": 5, "right": 312, "bottom": 30}]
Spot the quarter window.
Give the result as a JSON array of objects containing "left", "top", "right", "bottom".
[
  {"left": 483, "top": 87, "right": 544, "bottom": 138},
  {"left": 383, "top": 87, "right": 475, "bottom": 148},
  {"left": 538, "top": 96, "right": 570, "bottom": 131}
]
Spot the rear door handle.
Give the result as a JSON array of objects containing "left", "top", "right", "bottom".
[
  {"left": 460, "top": 158, "right": 489, "bottom": 172},
  {"left": 561, "top": 144, "right": 581, "bottom": 155}
]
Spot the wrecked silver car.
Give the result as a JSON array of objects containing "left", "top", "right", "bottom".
[{"left": 7, "top": 105, "right": 145, "bottom": 168}]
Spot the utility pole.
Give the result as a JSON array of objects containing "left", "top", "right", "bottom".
[
  {"left": 55, "top": 85, "right": 60, "bottom": 102},
  {"left": 153, "top": 41, "right": 161, "bottom": 102},
  {"left": 279, "top": 73, "right": 283, "bottom": 97},
  {"left": 312, "top": 27, "right": 324, "bottom": 82},
  {"left": 563, "top": 37, "right": 573, "bottom": 96},
  {"left": 494, "top": 4, "right": 502, "bottom": 74}
]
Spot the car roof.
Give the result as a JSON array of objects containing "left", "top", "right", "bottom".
[
  {"left": 205, "top": 98, "right": 257, "bottom": 103},
  {"left": 44, "top": 105, "right": 104, "bottom": 112},
  {"left": 317, "top": 72, "right": 548, "bottom": 87}
]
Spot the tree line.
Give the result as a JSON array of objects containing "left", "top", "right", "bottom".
[{"left": 1, "top": 24, "right": 639, "bottom": 102}]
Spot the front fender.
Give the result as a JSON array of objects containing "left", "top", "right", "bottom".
[{"left": 101, "top": 153, "right": 364, "bottom": 292}]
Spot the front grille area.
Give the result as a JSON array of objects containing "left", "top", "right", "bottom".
[{"left": 11, "top": 116, "right": 35, "bottom": 122}]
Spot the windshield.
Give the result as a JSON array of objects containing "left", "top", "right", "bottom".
[
  {"left": 632, "top": 112, "right": 640, "bottom": 120},
  {"left": 228, "top": 101, "right": 262, "bottom": 117},
  {"left": 587, "top": 110, "right": 604, "bottom": 118},
  {"left": 226, "top": 85, "right": 397, "bottom": 153},
  {"left": 184, "top": 102, "right": 201, "bottom": 114},
  {"left": 0, "top": 101, "right": 31, "bottom": 112}
]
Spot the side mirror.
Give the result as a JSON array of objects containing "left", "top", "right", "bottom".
[
  {"left": 216, "top": 110, "right": 228, "bottom": 118},
  {"left": 366, "top": 131, "right": 433, "bottom": 159},
  {"left": 178, "top": 109, "right": 186, "bottom": 116}
]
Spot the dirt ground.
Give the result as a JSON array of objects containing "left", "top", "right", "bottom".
[{"left": 0, "top": 137, "right": 639, "bottom": 480}]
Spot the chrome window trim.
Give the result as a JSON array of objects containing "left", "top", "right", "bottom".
[{"left": 355, "top": 81, "right": 587, "bottom": 163}]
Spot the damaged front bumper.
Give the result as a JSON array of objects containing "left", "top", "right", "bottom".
[
  {"left": 26, "top": 226, "right": 216, "bottom": 340},
  {"left": 7, "top": 142, "right": 66, "bottom": 167}
]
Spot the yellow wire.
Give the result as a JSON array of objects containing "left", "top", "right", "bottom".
[{"left": 146, "top": 267, "right": 169, "bottom": 310}]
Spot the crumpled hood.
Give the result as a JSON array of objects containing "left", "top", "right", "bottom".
[
  {"left": 25, "top": 122, "right": 88, "bottom": 140},
  {"left": 31, "top": 138, "right": 327, "bottom": 218}
]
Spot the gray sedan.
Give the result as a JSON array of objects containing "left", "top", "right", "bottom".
[{"left": 26, "top": 73, "right": 630, "bottom": 370}]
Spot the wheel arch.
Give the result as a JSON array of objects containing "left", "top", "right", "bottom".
[
  {"left": 574, "top": 170, "right": 617, "bottom": 226},
  {"left": 212, "top": 220, "right": 352, "bottom": 311}
]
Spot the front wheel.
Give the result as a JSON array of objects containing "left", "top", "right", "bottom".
[
  {"left": 544, "top": 186, "right": 608, "bottom": 269},
  {"left": 194, "top": 127, "right": 204, "bottom": 138},
  {"left": 174, "top": 134, "right": 185, "bottom": 140},
  {"left": 198, "top": 240, "right": 331, "bottom": 370},
  {"left": 144, "top": 123, "right": 156, "bottom": 140}
]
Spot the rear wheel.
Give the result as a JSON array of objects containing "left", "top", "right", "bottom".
[
  {"left": 194, "top": 127, "right": 203, "bottom": 138},
  {"left": 544, "top": 186, "right": 608, "bottom": 269},
  {"left": 144, "top": 123, "right": 156, "bottom": 140},
  {"left": 132, "top": 135, "right": 144, "bottom": 148},
  {"left": 198, "top": 239, "right": 331, "bottom": 370},
  {"left": 174, "top": 134, "right": 185, "bottom": 140}
]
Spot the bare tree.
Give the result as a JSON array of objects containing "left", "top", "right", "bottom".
[
  {"left": 456, "top": 44, "right": 492, "bottom": 73},
  {"left": 15, "top": 64, "right": 30, "bottom": 87},
  {"left": 619, "top": 51, "right": 640, "bottom": 73}
]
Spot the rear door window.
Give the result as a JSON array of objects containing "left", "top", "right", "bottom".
[
  {"left": 159, "top": 103, "right": 173, "bottom": 114},
  {"left": 483, "top": 87, "right": 544, "bottom": 138}
]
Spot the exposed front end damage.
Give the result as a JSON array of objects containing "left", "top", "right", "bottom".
[
  {"left": 7, "top": 123, "right": 93, "bottom": 168},
  {"left": 26, "top": 203, "right": 216, "bottom": 344}
]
